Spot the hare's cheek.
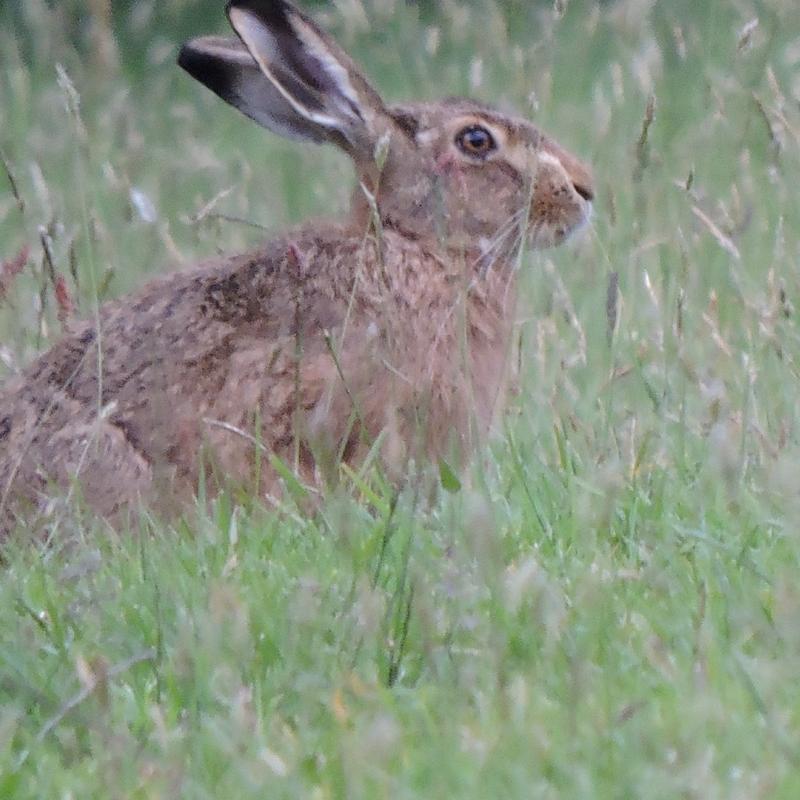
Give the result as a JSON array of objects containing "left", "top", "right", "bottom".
[
  {"left": 462, "top": 165, "right": 525, "bottom": 210},
  {"left": 434, "top": 152, "right": 471, "bottom": 198}
]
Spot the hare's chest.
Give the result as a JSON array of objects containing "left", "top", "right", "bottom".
[{"left": 302, "top": 293, "right": 513, "bottom": 468}]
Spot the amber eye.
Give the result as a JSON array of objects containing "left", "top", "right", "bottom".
[{"left": 455, "top": 125, "right": 497, "bottom": 158}]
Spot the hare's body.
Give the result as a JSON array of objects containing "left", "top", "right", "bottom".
[
  {"left": 0, "top": 226, "right": 514, "bottom": 522},
  {"left": 0, "top": 0, "right": 593, "bottom": 532}
]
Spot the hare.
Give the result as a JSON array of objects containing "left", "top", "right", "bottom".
[{"left": 0, "top": 0, "right": 593, "bottom": 533}]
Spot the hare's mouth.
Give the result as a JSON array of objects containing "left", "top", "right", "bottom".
[
  {"left": 527, "top": 150, "right": 593, "bottom": 250},
  {"left": 527, "top": 197, "right": 592, "bottom": 250}
]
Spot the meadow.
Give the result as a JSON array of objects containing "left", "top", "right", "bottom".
[{"left": 1, "top": 0, "right": 800, "bottom": 796}]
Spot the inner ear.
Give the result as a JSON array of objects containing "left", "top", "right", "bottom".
[
  {"left": 178, "top": 34, "right": 328, "bottom": 143},
  {"left": 228, "top": 1, "right": 365, "bottom": 132}
]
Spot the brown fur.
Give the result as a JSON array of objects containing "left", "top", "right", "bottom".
[{"left": 0, "top": 0, "right": 593, "bottom": 532}]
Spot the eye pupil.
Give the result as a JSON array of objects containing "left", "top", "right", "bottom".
[{"left": 456, "top": 125, "right": 496, "bottom": 157}]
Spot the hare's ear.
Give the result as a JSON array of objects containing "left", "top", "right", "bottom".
[
  {"left": 226, "top": 0, "right": 387, "bottom": 153},
  {"left": 180, "top": 0, "right": 387, "bottom": 155},
  {"left": 179, "top": 35, "right": 326, "bottom": 143}
]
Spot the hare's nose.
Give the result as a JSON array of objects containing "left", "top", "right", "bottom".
[
  {"left": 563, "top": 156, "right": 594, "bottom": 203},
  {"left": 573, "top": 180, "right": 594, "bottom": 203},
  {"left": 540, "top": 135, "right": 594, "bottom": 203}
]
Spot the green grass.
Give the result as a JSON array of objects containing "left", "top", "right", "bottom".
[{"left": 2, "top": 0, "right": 800, "bottom": 796}]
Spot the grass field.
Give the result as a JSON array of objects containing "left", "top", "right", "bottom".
[{"left": 1, "top": 0, "right": 800, "bottom": 796}]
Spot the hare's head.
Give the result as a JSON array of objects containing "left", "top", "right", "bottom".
[{"left": 180, "top": 0, "right": 593, "bottom": 258}]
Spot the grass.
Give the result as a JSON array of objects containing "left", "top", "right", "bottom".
[{"left": 1, "top": 0, "right": 800, "bottom": 796}]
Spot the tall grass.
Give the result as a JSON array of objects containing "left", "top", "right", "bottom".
[{"left": 1, "top": 0, "right": 800, "bottom": 796}]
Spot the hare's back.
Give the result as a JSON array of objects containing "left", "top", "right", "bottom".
[{"left": 0, "top": 232, "right": 367, "bottom": 518}]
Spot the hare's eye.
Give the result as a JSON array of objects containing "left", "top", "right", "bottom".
[{"left": 455, "top": 125, "right": 497, "bottom": 158}]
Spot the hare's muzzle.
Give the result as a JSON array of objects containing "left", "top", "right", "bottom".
[
  {"left": 529, "top": 137, "right": 594, "bottom": 249},
  {"left": 542, "top": 136, "right": 594, "bottom": 202}
]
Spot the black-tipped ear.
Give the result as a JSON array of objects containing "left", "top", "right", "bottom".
[
  {"left": 227, "top": 0, "right": 361, "bottom": 120},
  {"left": 178, "top": 38, "right": 239, "bottom": 108},
  {"left": 225, "top": 0, "right": 388, "bottom": 156},
  {"left": 178, "top": 35, "right": 326, "bottom": 143},
  {"left": 179, "top": 1, "right": 391, "bottom": 158}
]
